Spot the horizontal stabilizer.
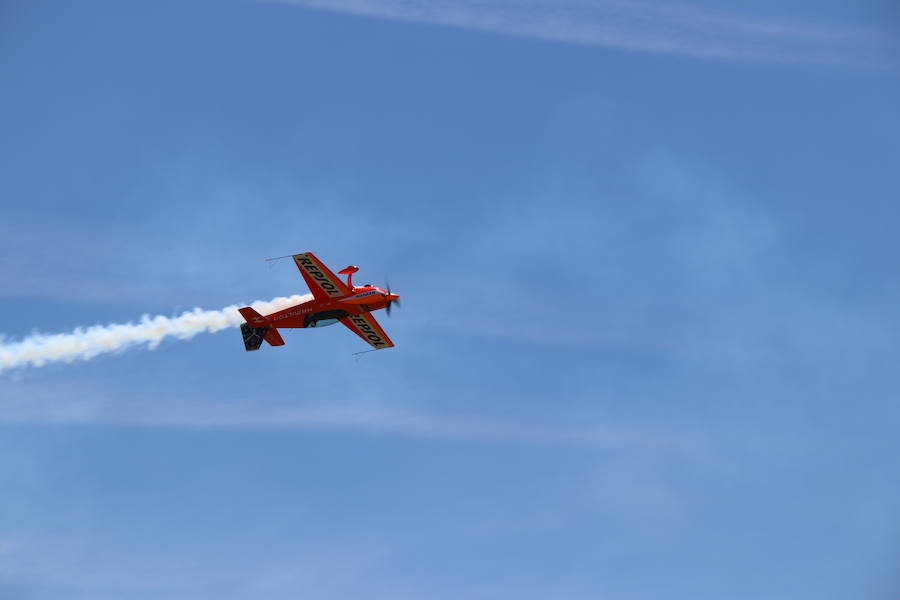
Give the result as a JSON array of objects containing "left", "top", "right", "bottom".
[
  {"left": 239, "top": 307, "right": 270, "bottom": 326},
  {"left": 264, "top": 327, "right": 285, "bottom": 346}
]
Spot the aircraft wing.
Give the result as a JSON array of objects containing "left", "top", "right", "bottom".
[
  {"left": 340, "top": 312, "right": 394, "bottom": 350},
  {"left": 292, "top": 252, "right": 351, "bottom": 300}
]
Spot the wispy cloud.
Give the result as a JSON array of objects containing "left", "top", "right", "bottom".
[
  {"left": 0, "top": 390, "right": 692, "bottom": 451},
  {"left": 0, "top": 371, "right": 698, "bottom": 451},
  {"left": 267, "top": 0, "right": 891, "bottom": 68}
]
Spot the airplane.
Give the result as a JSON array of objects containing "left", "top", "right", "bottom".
[{"left": 238, "top": 252, "right": 400, "bottom": 353}]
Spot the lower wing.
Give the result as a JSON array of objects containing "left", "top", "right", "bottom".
[{"left": 340, "top": 312, "right": 394, "bottom": 350}]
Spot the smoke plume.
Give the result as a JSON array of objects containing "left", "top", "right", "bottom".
[{"left": 0, "top": 295, "right": 310, "bottom": 372}]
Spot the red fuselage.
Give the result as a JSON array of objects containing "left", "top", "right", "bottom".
[{"left": 264, "top": 286, "right": 398, "bottom": 329}]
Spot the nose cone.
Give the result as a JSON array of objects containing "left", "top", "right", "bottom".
[{"left": 388, "top": 293, "right": 400, "bottom": 302}]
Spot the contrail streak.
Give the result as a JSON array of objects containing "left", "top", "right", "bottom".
[{"left": 0, "top": 295, "right": 310, "bottom": 372}]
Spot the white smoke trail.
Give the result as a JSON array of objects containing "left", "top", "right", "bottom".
[{"left": 0, "top": 294, "right": 310, "bottom": 372}]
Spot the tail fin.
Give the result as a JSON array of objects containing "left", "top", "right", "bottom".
[{"left": 238, "top": 307, "right": 285, "bottom": 351}]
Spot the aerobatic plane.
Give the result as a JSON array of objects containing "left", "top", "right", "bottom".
[{"left": 238, "top": 252, "right": 400, "bottom": 352}]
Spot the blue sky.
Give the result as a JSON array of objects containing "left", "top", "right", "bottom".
[{"left": 1, "top": 1, "right": 899, "bottom": 598}]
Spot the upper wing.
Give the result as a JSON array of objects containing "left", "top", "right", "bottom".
[
  {"left": 340, "top": 312, "right": 395, "bottom": 350},
  {"left": 292, "top": 252, "right": 351, "bottom": 300}
]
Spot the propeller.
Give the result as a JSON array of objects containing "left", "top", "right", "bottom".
[{"left": 385, "top": 280, "right": 400, "bottom": 316}]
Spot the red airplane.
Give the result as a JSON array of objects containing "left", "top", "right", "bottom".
[{"left": 238, "top": 252, "right": 400, "bottom": 352}]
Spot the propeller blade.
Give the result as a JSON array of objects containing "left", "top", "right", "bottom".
[{"left": 384, "top": 279, "right": 399, "bottom": 315}]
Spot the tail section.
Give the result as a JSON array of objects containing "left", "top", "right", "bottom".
[{"left": 238, "top": 307, "right": 285, "bottom": 351}]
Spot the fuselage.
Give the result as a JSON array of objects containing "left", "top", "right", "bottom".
[{"left": 264, "top": 286, "right": 398, "bottom": 329}]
